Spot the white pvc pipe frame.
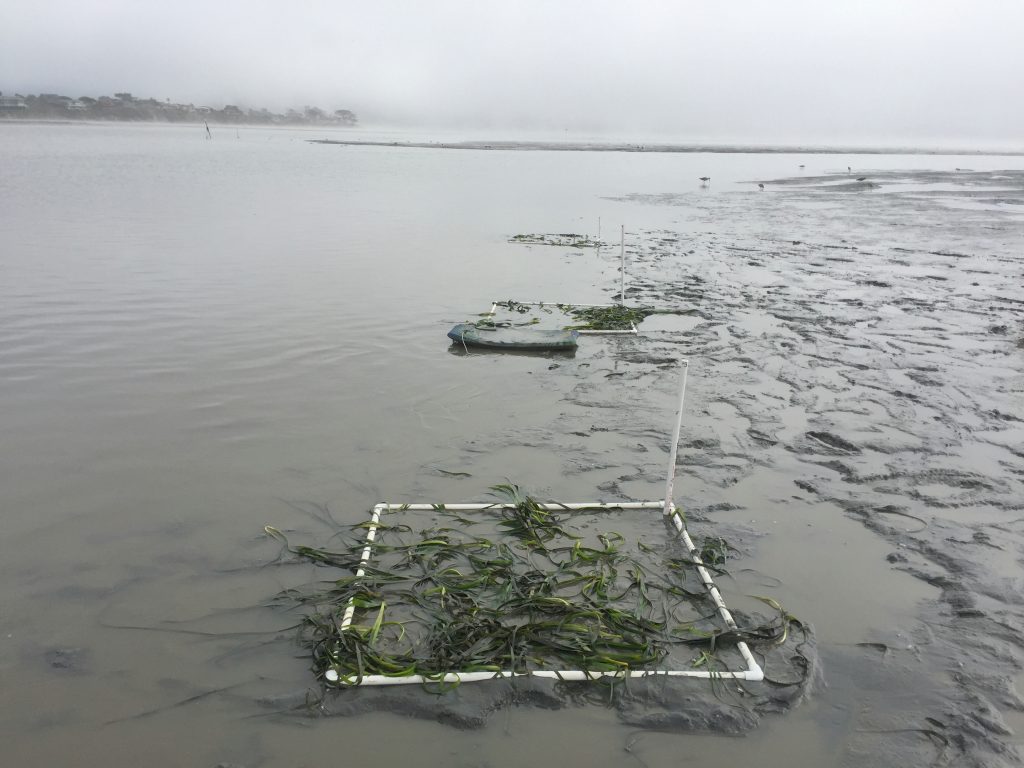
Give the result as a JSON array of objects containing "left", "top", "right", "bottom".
[
  {"left": 480, "top": 225, "right": 635, "bottom": 333},
  {"left": 484, "top": 302, "right": 638, "bottom": 335},
  {"left": 325, "top": 360, "right": 765, "bottom": 686}
]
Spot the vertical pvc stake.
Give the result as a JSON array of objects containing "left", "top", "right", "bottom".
[
  {"left": 662, "top": 360, "right": 690, "bottom": 517},
  {"left": 620, "top": 225, "right": 626, "bottom": 304}
]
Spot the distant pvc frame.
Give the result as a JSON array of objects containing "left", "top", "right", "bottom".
[{"left": 484, "top": 301, "right": 639, "bottom": 335}]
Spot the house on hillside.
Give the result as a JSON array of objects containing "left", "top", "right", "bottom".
[{"left": 0, "top": 94, "right": 28, "bottom": 111}]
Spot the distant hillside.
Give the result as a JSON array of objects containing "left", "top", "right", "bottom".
[{"left": 0, "top": 91, "right": 357, "bottom": 126}]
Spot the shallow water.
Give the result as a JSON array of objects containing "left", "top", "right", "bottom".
[{"left": 1, "top": 122, "right": 1023, "bottom": 766}]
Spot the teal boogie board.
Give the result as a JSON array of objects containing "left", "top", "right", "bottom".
[{"left": 447, "top": 323, "right": 579, "bottom": 350}]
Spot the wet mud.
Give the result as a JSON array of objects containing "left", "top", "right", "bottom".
[{"left": 586, "top": 169, "right": 1024, "bottom": 766}]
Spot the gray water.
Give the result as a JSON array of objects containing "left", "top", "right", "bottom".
[{"left": 2, "top": 121, "right": 1023, "bottom": 767}]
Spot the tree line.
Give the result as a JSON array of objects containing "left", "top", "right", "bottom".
[{"left": 0, "top": 91, "right": 357, "bottom": 126}]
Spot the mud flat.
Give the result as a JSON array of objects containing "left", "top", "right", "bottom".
[
  {"left": 588, "top": 168, "right": 1024, "bottom": 766},
  {"left": 311, "top": 138, "right": 1024, "bottom": 156}
]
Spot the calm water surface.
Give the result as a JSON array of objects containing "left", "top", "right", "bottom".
[{"left": 2, "top": 122, "right": 1022, "bottom": 766}]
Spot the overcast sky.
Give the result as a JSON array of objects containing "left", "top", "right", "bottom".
[{"left": 2, "top": 0, "right": 1022, "bottom": 146}]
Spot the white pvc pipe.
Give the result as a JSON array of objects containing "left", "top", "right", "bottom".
[
  {"left": 620, "top": 224, "right": 626, "bottom": 304},
  {"left": 656, "top": 370, "right": 765, "bottom": 684},
  {"left": 328, "top": 666, "right": 762, "bottom": 686},
  {"left": 666, "top": 503, "right": 764, "bottom": 681},
  {"left": 661, "top": 360, "right": 690, "bottom": 518},
  {"left": 380, "top": 502, "right": 664, "bottom": 511},
  {"left": 339, "top": 503, "right": 384, "bottom": 632}
]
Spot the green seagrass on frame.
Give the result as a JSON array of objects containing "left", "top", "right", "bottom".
[
  {"left": 310, "top": 492, "right": 764, "bottom": 687},
  {"left": 481, "top": 300, "right": 642, "bottom": 334},
  {"left": 285, "top": 360, "right": 769, "bottom": 687}
]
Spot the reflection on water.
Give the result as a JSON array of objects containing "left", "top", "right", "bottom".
[{"left": 1, "top": 122, "right": 1023, "bottom": 767}]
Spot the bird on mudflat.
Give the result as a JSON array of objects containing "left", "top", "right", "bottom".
[
  {"left": 699, "top": 176, "right": 711, "bottom": 185},
  {"left": 758, "top": 183, "right": 765, "bottom": 190},
  {"left": 856, "top": 177, "right": 867, "bottom": 181}
]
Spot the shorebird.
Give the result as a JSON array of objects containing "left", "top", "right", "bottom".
[
  {"left": 856, "top": 177, "right": 867, "bottom": 181},
  {"left": 699, "top": 176, "right": 710, "bottom": 186},
  {"left": 847, "top": 166, "right": 852, "bottom": 173},
  {"left": 799, "top": 164, "right": 805, "bottom": 169},
  {"left": 758, "top": 183, "right": 765, "bottom": 190}
]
